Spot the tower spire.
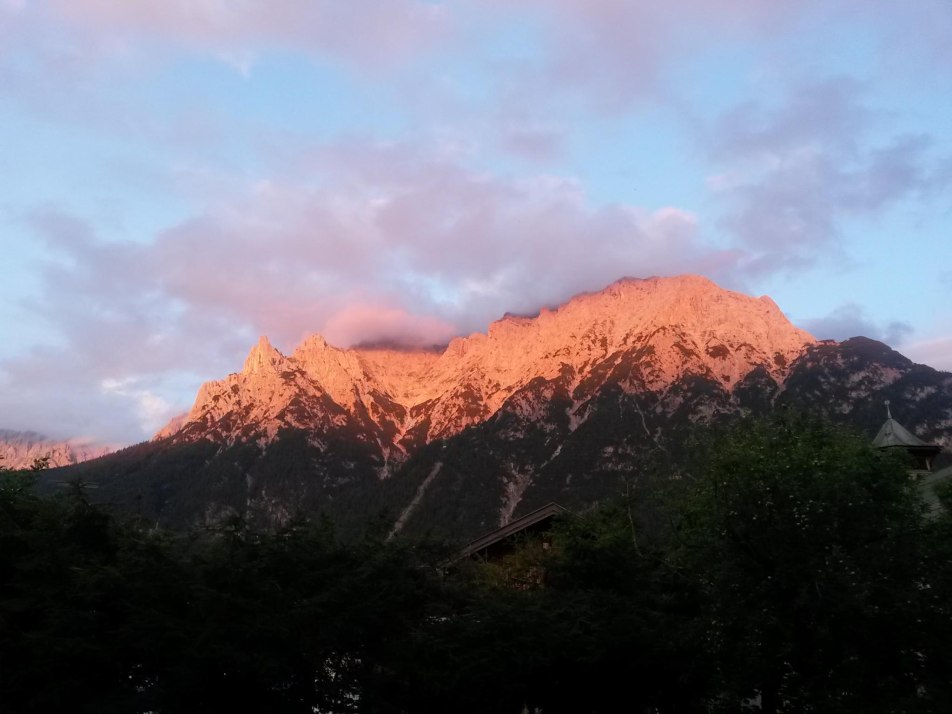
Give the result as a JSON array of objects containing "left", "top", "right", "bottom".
[{"left": 885, "top": 399, "right": 892, "bottom": 420}]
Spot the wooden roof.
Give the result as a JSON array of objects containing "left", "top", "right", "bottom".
[{"left": 458, "top": 502, "right": 568, "bottom": 560}]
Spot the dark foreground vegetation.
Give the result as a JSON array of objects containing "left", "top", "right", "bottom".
[{"left": 2, "top": 415, "right": 951, "bottom": 713}]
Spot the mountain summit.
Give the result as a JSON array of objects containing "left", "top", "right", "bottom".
[
  {"left": 162, "top": 275, "right": 815, "bottom": 457},
  {"left": 64, "top": 275, "right": 949, "bottom": 538}
]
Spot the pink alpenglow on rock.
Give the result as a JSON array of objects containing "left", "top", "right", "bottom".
[{"left": 156, "top": 275, "right": 816, "bottom": 455}]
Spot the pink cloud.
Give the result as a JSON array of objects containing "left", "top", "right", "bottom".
[
  {"left": 468, "top": 0, "right": 805, "bottom": 111},
  {"left": 2, "top": 139, "right": 744, "bottom": 443},
  {"left": 47, "top": 0, "right": 450, "bottom": 70},
  {"left": 441, "top": 0, "right": 952, "bottom": 128},
  {"left": 497, "top": 123, "right": 565, "bottom": 163},
  {"left": 142, "top": 141, "right": 734, "bottom": 342},
  {"left": 323, "top": 304, "right": 457, "bottom": 348},
  {"left": 903, "top": 337, "right": 952, "bottom": 373}
]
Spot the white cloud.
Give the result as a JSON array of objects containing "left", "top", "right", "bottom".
[{"left": 100, "top": 377, "right": 176, "bottom": 435}]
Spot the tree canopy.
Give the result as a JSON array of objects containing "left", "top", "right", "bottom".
[
  {"left": 1, "top": 415, "right": 950, "bottom": 712},
  {"left": 672, "top": 413, "right": 938, "bottom": 712}
]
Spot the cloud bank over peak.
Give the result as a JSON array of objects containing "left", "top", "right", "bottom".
[
  {"left": 20, "top": 141, "right": 732, "bottom": 351},
  {"left": 2, "top": 139, "right": 739, "bottom": 443},
  {"left": 1, "top": 1, "right": 950, "bottom": 445}
]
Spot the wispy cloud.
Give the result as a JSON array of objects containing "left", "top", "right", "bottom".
[
  {"left": 800, "top": 303, "right": 913, "bottom": 346},
  {"left": 1, "top": 140, "right": 739, "bottom": 442},
  {"left": 22, "top": 141, "right": 736, "bottom": 347},
  {"left": 475, "top": 0, "right": 802, "bottom": 110},
  {"left": 47, "top": 0, "right": 450, "bottom": 71},
  {"left": 706, "top": 80, "right": 950, "bottom": 275}
]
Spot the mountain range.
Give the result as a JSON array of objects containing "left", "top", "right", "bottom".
[
  {"left": 0, "top": 430, "right": 113, "bottom": 471},
  {"left": 46, "top": 275, "right": 952, "bottom": 540}
]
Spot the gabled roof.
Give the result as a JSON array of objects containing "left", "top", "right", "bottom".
[{"left": 458, "top": 502, "right": 568, "bottom": 560}]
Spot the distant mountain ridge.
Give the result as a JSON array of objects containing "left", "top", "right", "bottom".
[
  {"left": 55, "top": 275, "right": 952, "bottom": 539},
  {"left": 0, "top": 430, "right": 113, "bottom": 470}
]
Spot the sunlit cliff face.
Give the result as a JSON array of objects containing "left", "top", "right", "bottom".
[
  {"left": 159, "top": 275, "right": 816, "bottom": 452},
  {"left": 0, "top": 430, "right": 114, "bottom": 470}
]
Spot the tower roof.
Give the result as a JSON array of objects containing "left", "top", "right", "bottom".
[
  {"left": 873, "top": 417, "right": 934, "bottom": 449},
  {"left": 872, "top": 400, "right": 941, "bottom": 463}
]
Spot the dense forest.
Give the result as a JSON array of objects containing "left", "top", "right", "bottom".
[{"left": 2, "top": 414, "right": 951, "bottom": 713}]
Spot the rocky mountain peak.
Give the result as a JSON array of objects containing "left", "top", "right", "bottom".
[
  {"left": 87, "top": 275, "right": 952, "bottom": 539},
  {"left": 242, "top": 335, "right": 286, "bottom": 375},
  {"left": 162, "top": 275, "right": 818, "bottom": 452}
]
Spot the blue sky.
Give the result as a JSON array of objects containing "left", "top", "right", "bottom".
[{"left": 1, "top": 0, "right": 950, "bottom": 445}]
